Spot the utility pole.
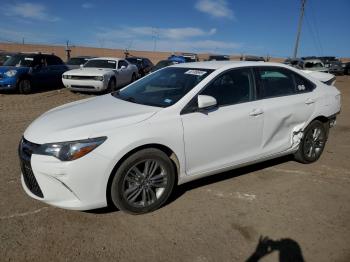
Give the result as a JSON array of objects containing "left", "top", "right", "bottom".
[
  {"left": 293, "top": 0, "right": 306, "bottom": 58},
  {"left": 65, "top": 40, "right": 71, "bottom": 61}
]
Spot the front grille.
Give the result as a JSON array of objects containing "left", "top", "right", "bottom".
[
  {"left": 18, "top": 138, "right": 44, "bottom": 198},
  {"left": 20, "top": 159, "right": 44, "bottom": 198},
  {"left": 70, "top": 75, "right": 95, "bottom": 80}
]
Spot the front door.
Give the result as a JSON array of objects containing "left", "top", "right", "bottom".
[{"left": 181, "top": 68, "right": 264, "bottom": 176}]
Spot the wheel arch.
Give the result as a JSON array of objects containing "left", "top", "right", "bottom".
[{"left": 105, "top": 143, "right": 180, "bottom": 207}]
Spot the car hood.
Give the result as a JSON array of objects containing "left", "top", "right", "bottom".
[
  {"left": 24, "top": 94, "right": 161, "bottom": 144},
  {"left": 0, "top": 66, "right": 28, "bottom": 74},
  {"left": 302, "top": 70, "right": 335, "bottom": 83},
  {"left": 64, "top": 67, "right": 114, "bottom": 76}
]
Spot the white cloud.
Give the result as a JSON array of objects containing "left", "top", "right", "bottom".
[
  {"left": 94, "top": 26, "right": 240, "bottom": 53},
  {"left": 2, "top": 2, "right": 60, "bottom": 22},
  {"left": 82, "top": 3, "right": 94, "bottom": 9},
  {"left": 96, "top": 26, "right": 217, "bottom": 40},
  {"left": 195, "top": 0, "right": 234, "bottom": 19}
]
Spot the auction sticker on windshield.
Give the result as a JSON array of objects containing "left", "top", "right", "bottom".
[
  {"left": 185, "top": 70, "right": 207, "bottom": 76},
  {"left": 108, "top": 61, "right": 116, "bottom": 64}
]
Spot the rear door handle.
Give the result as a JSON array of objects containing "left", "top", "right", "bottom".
[
  {"left": 249, "top": 108, "right": 264, "bottom": 116},
  {"left": 305, "top": 98, "right": 315, "bottom": 105}
]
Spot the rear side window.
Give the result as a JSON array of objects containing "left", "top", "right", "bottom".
[
  {"left": 293, "top": 73, "right": 315, "bottom": 93},
  {"left": 46, "top": 55, "right": 63, "bottom": 65},
  {"left": 201, "top": 68, "right": 254, "bottom": 106},
  {"left": 257, "top": 67, "right": 295, "bottom": 99}
]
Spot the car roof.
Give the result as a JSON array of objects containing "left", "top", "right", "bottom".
[
  {"left": 169, "top": 61, "right": 287, "bottom": 70},
  {"left": 303, "top": 59, "right": 323, "bottom": 63},
  {"left": 90, "top": 57, "right": 123, "bottom": 61}
]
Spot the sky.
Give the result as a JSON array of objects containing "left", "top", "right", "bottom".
[{"left": 0, "top": 0, "right": 349, "bottom": 58}]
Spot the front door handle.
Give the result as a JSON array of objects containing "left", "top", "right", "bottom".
[
  {"left": 249, "top": 108, "right": 264, "bottom": 116},
  {"left": 305, "top": 98, "right": 315, "bottom": 105}
]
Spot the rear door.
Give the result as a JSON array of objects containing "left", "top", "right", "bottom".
[
  {"left": 255, "top": 66, "right": 316, "bottom": 155},
  {"left": 181, "top": 68, "right": 265, "bottom": 176},
  {"left": 46, "top": 55, "right": 66, "bottom": 87}
]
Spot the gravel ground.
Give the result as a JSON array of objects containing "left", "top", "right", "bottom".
[{"left": 0, "top": 77, "right": 350, "bottom": 262}]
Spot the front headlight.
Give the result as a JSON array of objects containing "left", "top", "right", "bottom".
[
  {"left": 5, "top": 70, "right": 17, "bottom": 77},
  {"left": 35, "top": 137, "right": 107, "bottom": 161},
  {"left": 94, "top": 76, "right": 104, "bottom": 81}
]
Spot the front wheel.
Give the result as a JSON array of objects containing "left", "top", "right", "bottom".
[
  {"left": 110, "top": 148, "right": 176, "bottom": 214},
  {"left": 107, "top": 78, "right": 117, "bottom": 92},
  {"left": 18, "top": 79, "right": 32, "bottom": 94},
  {"left": 294, "top": 120, "right": 328, "bottom": 163}
]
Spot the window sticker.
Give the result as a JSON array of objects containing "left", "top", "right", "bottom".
[
  {"left": 24, "top": 57, "right": 34, "bottom": 61},
  {"left": 164, "top": 98, "right": 172, "bottom": 104},
  {"left": 297, "top": 84, "right": 306, "bottom": 91},
  {"left": 108, "top": 60, "right": 116, "bottom": 64},
  {"left": 185, "top": 70, "right": 207, "bottom": 76}
]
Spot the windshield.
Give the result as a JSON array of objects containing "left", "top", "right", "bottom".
[
  {"left": 113, "top": 67, "right": 214, "bottom": 107},
  {"left": 67, "top": 57, "right": 89, "bottom": 65},
  {"left": 305, "top": 61, "right": 324, "bottom": 69},
  {"left": 3, "top": 54, "right": 35, "bottom": 67},
  {"left": 84, "top": 59, "right": 116, "bottom": 69}
]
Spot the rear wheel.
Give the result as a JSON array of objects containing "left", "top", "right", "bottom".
[
  {"left": 18, "top": 79, "right": 32, "bottom": 94},
  {"left": 110, "top": 148, "right": 176, "bottom": 214},
  {"left": 294, "top": 120, "right": 328, "bottom": 163}
]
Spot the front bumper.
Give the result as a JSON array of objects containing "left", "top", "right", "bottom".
[
  {"left": 62, "top": 78, "right": 107, "bottom": 92},
  {"left": 0, "top": 77, "right": 17, "bottom": 90},
  {"left": 19, "top": 138, "right": 113, "bottom": 210}
]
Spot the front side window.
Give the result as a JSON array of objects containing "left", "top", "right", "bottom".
[
  {"left": 201, "top": 68, "right": 254, "bottom": 106},
  {"left": 118, "top": 60, "right": 128, "bottom": 69},
  {"left": 84, "top": 59, "right": 116, "bottom": 69},
  {"left": 257, "top": 67, "right": 295, "bottom": 99},
  {"left": 113, "top": 67, "right": 213, "bottom": 107}
]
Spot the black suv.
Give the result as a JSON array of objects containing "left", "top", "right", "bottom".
[{"left": 126, "top": 57, "right": 154, "bottom": 77}]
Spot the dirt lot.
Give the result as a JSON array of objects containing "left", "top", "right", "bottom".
[{"left": 1, "top": 76, "right": 350, "bottom": 262}]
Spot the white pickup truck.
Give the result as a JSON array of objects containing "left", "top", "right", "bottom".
[{"left": 62, "top": 57, "right": 138, "bottom": 92}]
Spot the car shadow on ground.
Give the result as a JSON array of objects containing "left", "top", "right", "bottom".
[
  {"left": 86, "top": 155, "right": 294, "bottom": 215},
  {"left": 246, "top": 235, "right": 305, "bottom": 262}
]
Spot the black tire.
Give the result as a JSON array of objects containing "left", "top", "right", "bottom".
[
  {"left": 18, "top": 79, "right": 32, "bottom": 94},
  {"left": 294, "top": 120, "right": 328, "bottom": 164},
  {"left": 131, "top": 73, "right": 136, "bottom": 83},
  {"left": 110, "top": 148, "right": 176, "bottom": 214},
  {"left": 107, "top": 78, "right": 117, "bottom": 92}
]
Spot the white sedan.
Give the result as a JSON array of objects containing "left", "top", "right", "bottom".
[
  {"left": 62, "top": 57, "right": 138, "bottom": 92},
  {"left": 19, "top": 61, "right": 341, "bottom": 214}
]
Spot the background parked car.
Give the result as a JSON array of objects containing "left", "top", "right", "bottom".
[
  {"left": 208, "top": 55, "right": 230, "bottom": 61},
  {"left": 181, "top": 53, "right": 199, "bottom": 62},
  {"left": 150, "top": 60, "right": 180, "bottom": 72},
  {"left": 126, "top": 57, "right": 154, "bottom": 77},
  {"left": 62, "top": 57, "right": 138, "bottom": 92},
  {"left": 168, "top": 55, "right": 186, "bottom": 63},
  {"left": 0, "top": 53, "right": 68, "bottom": 93},
  {"left": 241, "top": 55, "right": 265, "bottom": 62},
  {"left": 327, "top": 61, "right": 344, "bottom": 75},
  {"left": 66, "top": 56, "right": 95, "bottom": 69},
  {"left": 342, "top": 62, "right": 350, "bottom": 75},
  {"left": 284, "top": 58, "right": 305, "bottom": 69},
  {"left": 303, "top": 59, "right": 329, "bottom": 73}
]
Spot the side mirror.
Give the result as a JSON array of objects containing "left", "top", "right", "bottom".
[
  {"left": 198, "top": 95, "right": 217, "bottom": 109},
  {"left": 120, "top": 65, "right": 126, "bottom": 70},
  {"left": 80, "top": 64, "right": 84, "bottom": 69}
]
